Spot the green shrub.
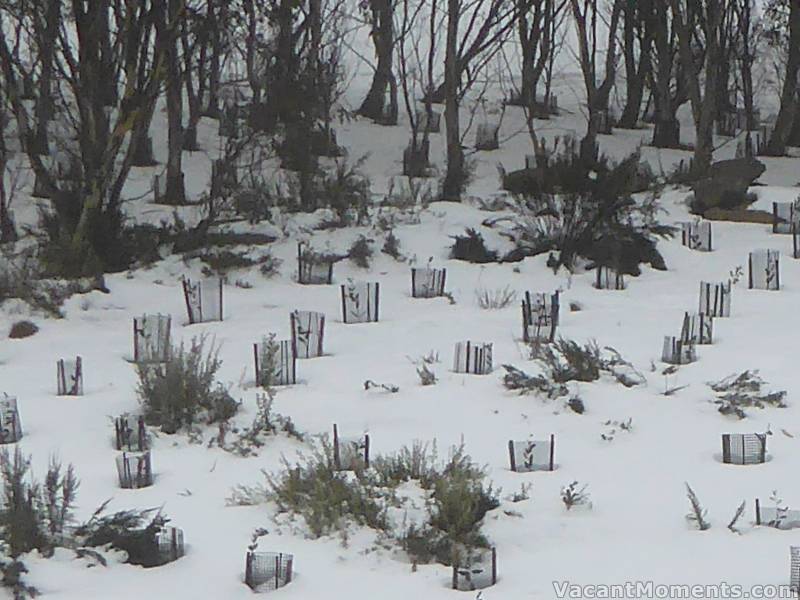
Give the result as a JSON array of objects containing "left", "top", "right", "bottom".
[
  {"left": 0, "top": 449, "right": 78, "bottom": 558},
  {"left": 136, "top": 336, "right": 238, "bottom": 434},
  {"left": 381, "top": 231, "right": 403, "bottom": 260},
  {"left": 449, "top": 228, "right": 498, "bottom": 263},
  {"left": 261, "top": 442, "right": 389, "bottom": 538},
  {"left": 75, "top": 506, "right": 174, "bottom": 568},
  {"left": 348, "top": 236, "right": 374, "bottom": 269}
]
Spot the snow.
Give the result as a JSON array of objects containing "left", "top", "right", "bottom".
[{"left": 3, "top": 79, "right": 800, "bottom": 599}]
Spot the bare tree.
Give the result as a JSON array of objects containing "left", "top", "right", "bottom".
[
  {"left": 617, "top": 0, "right": 652, "bottom": 129},
  {"left": 569, "top": 0, "right": 624, "bottom": 163},
  {"left": 668, "top": 0, "right": 726, "bottom": 173},
  {"left": 646, "top": 0, "right": 688, "bottom": 148},
  {"left": 158, "top": 0, "right": 187, "bottom": 205},
  {"left": 357, "top": 0, "right": 399, "bottom": 124},
  {"left": 765, "top": 0, "right": 799, "bottom": 156},
  {"left": 0, "top": 0, "right": 173, "bottom": 274}
]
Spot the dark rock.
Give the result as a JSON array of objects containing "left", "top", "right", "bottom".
[{"left": 691, "top": 158, "right": 765, "bottom": 214}]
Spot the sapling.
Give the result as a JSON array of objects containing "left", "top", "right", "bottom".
[
  {"left": 561, "top": 481, "right": 590, "bottom": 510},
  {"left": 662, "top": 365, "right": 688, "bottom": 396},
  {"left": 727, "top": 501, "right": 746, "bottom": 533},
  {"left": 364, "top": 380, "right": 400, "bottom": 393},
  {"left": 768, "top": 490, "right": 788, "bottom": 528},
  {"left": 685, "top": 483, "right": 710, "bottom": 530}
]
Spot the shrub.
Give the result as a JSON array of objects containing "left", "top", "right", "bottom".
[
  {"left": 535, "top": 339, "right": 643, "bottom": 387},
  {"left": 219, "top": 394, "right": 301, "bottom": 458},
  {"left": 318, "top": 156, "right": 372, "bottom": 226},
  {"left": 381, "top": 230, "right": 403, "bottom": 260},
  {"left": 501, "top": 364, "right": 568, "bottom": 399},
  {"left": 428, "top": 451, "right": 499, "bottom": 556},
  {"left": 348, "top": 236, "right": 374, "bottom": 269},
  {"left": 492, "top": 150, "right": 672, "bottom": 274},
  {"left": 561, "top": 481, "right": 590, "bottom": 511},
  {"left": 475, "top": 285, "right": 517, "bottom": 309},
  {"left": 685, "top": 483, "right": 710, "bottom": 530},
  {"left": 708, "top": 370, "right": 787, "bottom": 419},
  {"left": 397, "top": 446, "right": 498, "bottom": 566},
  {"left": 450, "top": 228, "right": 498, "bottom": 263},
  {"left": 261, "top": 442, "right": 390, "bottom": 537},
  {"left": 136, "top": 336, "right": 238, "bottom": 434},
  {"left": 0, "top": 449, "right": 78, "bottom": 558},
  {"left": 8, "top": 321, "right": 38, "bottom": 339},
  {"left": 370, "top": 442, "right": 438, "bottom": 488},
  {"left": 75, "top": 505, "right": 175, "bottom": 567}
]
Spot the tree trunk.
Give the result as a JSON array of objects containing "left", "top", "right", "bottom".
[
  {"left": 358, "top": 0, "right": 397, "bottom": 124},
  {"left": 617, "top": 0, "right": 650, "bottom": 129},
  {"left": 441, "top": 0, "right": 463, "bottom": 201},
  {"left": 205, "top": 0, "right": 222, "bottom": 117},
  {"left": 767, "top": 0, "right": 800, "bottom": 155},
  {"left": 163, "top": 0, "right": 186, "bottom": 204}
]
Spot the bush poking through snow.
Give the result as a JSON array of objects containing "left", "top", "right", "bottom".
[
  {"left": 567, "top": 396, "right": 585, "bottom": 414},
  {"left": 75, "top": 504, "right": 176, "bottom": 567},
  {"left": 217, "top": 393, "right": 302, "bottom": 457},
  {"left": 364, "top": 380, "right": 400, "bottom": 393},
  {"left": 8, "top": 320, "right": 38, "bottom": 339},
  {"left": 403, "top": 447, "right": 499, "bottom": 566},
  {"left": 708, "top": 370, "right": 787, "bottom": 419},
  {"left": 260, "top": 441, "right": 390, "bottom": 538},
  {"left": 534, "top": 339, "right": 643, "bottom": 387},
  {"left": 508, "top": 483, "right": 532, "bottom": 503},
  {"left": 381, "top": 230, "right": 403, "bottom": 260},
  {"left": 416, "top": 363, "right": 438, "bottom": 386},
  {"left": 136, "top": 335, "right": 238, "bottom": 434},
  {"left": 475, "top": 285, "right": 517, "bottom": 310},
  {"left": 502, "top": 364, "right": 568, "bottom": 398},
  {"left": 449, "top": 228, "right": 498, "bottom": 263},
  {"left": 348, "top": 236, "right": 374, "bottom": 269},
  {"left": 370, "top": 441, "right": 438, "bottom": 488},
  {"left": 685, "top": 483, "right": 710, "bottom": 530},
  {"left": 561, "top": 481, "right": 591, "bottom": 511},
  {"left": 0, "top": 449, "right": 79, "bottom": 559}
]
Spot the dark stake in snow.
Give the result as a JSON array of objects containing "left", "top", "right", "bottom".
[
  {"left": 451, "top": 548, "right": 497, "bottom": 591},
  {"left": 133, "top": 314, "right": 172, "bottom": 364},
  {"left": 340, "top": 281, "right": 380, "bottom": 324},
  {"left": 115, "top": 414, "right": 148, "bottom": 452},
  {"left": 0, "top": 394, "right": 22, "bottom": 444},
  {"left": 332, "top": 424, "right": 370, "bottom": 471},
  {"left": 699, "top": 281, "right": 731, "bottom": 318},
  {"left": 508, "top": 436, "right": 556, "bottom": 472},
  {"left": 453, "top": 342, "right": 493, "bottom": 375},
  {"left": 411, "top": 267, "right": 447, "bottom": 298},
  {"left": 116, "top": 450, "right": 154, "bottom": 489},
  {"left": 772, "top": 201, "right": 800, "bottom": 234},
  {"left": 56, "top": 357, "right": 83, "bottom": 396},
  {"left": 254, "top": 337, "right": 297, "bottom": 387},
  {"left": 182, "top": 278, "right": 224, "bottom": 324},
  {"left": 681, "top": 312, "right": 713, "bottom": 345},
  {"left": 662, "top": 336, "right": 696, "bottom": 365},
  {"left": 155, "top": 526, "right": 185, "bottom": 564},
  {"left": 290, "top": 310, "right": 325, "bottom": 359},
  {"left": 521, "top": 291, "right": 559, "bottom": 344},
  {"left": 680, "top": 221, "right": 713, "bottom": 251},
  {"left": 297, "top": 243, "right": 334, "bottom": 285},
  {"left": 594, "top": 266, "right": 625, "bottom": 290},
  {"left": 748, "top": 249, "right": 780, "bottom": 290}
]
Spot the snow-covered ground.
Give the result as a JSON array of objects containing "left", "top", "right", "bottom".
[{"left": 3, "top": 78, "right": 800, "bottom": 599}]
